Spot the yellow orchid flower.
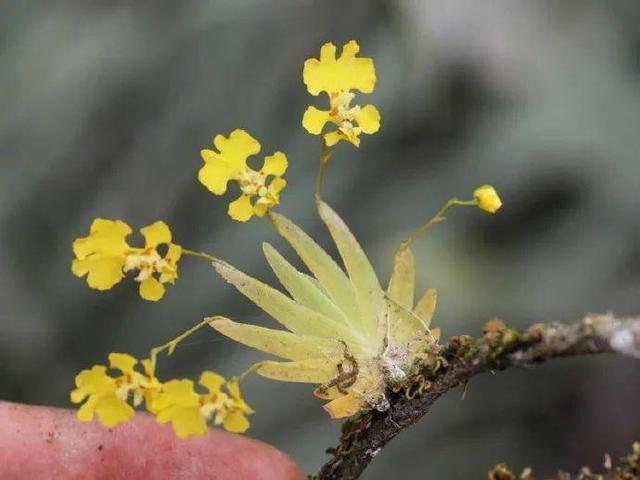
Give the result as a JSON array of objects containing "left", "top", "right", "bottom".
[
  {"left": 223, "top": 379, "right": 255, "bottom": 433},
  {"left": 474, "top": 184, "right": 503, "bottom": 214},
  {"left": 153, "top": 371, "right": 253, "bottom": 438},
  {"left": 70, "top": 353, "right": 160, "bottom": 428},
  {"left": 70, "top": 219, "right": 131, "bottom": 291},
  {"left": 72, "top": 219, "right": 182, "bottom": 301},
  {"left": 153, "top": 379, "right": 209, "bottom": 438},
  {"left": 198, "top": 129, "right": 288, "bottom": 222},
  {"left": 302, "top": 41, "right": 381, "bottom": 147},
  {"left": 210, "top": 201, "right": 441, "bottom": 419},
  {"left": 70, "top": 325, "right": 254, "bottom": 438}
]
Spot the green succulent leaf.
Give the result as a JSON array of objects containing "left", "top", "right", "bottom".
[
  {"left": 209, "top": 317, "right": 356, "bottom": 360},
  {"left": 414, "top": 288, "right": 437, "bottom": 327},
  {"left": 213, "top": 259, "right": 359, "bottom": 342},
  {"left": 257, "top": 359, "right": 337, "bottom": 383},
  {"left": 262, "top": 242, "right": 348, "bottom": 324},
  {"left": 387, "top": 246, "right": 415, "bottom": 310},
  {"left": 317, "top": 201, "right": 385, "bottom": 341},
  {"left": 268, "top": 211, "right": 361, "bottom": 324}
]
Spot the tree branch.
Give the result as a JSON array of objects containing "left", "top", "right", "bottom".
[
  {"left": 313, "top": 314, "right": 640, "bottom": 480},
  {"left": 487, "top": 441, "right": 640, "bottom": 479}
]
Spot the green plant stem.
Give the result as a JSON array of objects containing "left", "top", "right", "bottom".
[
  {"left": 315, "top": 138, "right": 333, "bottom": 202},
  {"left": 149, "top": 317, "right": 221, "bottom": 372},
  {"left": 398, "top": 198, "right": 477, "bottom": 253},
  {"left": 182, "top": 248, "right": 218, "bottom": 262}
]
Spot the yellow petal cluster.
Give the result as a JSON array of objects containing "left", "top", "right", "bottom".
[
  {"left": 198, "top": 129, "right": 288, "bottom": 222},
  {"left": 302, "top": 41, "right": 381, "bottom": 147},
  {"left": 154, "top": 373, "right": 253, "bottom": 438},
  {"left": 71, "top": 353, "right": 159, "bottom": 428},
  {"left": 474, "top": 184, "right": 503, "bottom": 214},
  {"left": 72, "top": 354, "right": 253, "bottom": 438},
  {"left": 71, "top": 219, "right": 182, "bottom": 301}
]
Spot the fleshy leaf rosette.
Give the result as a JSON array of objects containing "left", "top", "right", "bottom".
[{"left": 210, "top": 201, "right": 440, "bottom": 418}]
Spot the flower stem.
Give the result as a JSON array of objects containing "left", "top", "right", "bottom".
[
  {"left": 182, "top": 248, "right": 218, "bottom": 262},
  {"left": 231, "top": 362, "right": 264, "bottom": 384},
  {"left": 315, "top": 138, "right": 333, "bottom": 202},
  {"left": 398, "top": 197, "right": 477, "bottom": 252},
  {"left": 149, "top": 317, "right": 221, "bottom": 372}
]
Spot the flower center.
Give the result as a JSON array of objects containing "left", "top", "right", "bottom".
[
  {"left": 329, "top": 90, "right": 363, "bottom": 140},
  {"left": 236, "top": 168, "right": 266, "bottom": 196},
  {"left": 329, "top": 90, "right": 361, "bottom": 120},
  {"left": 124, "top": 248, "right": 170, "bottom": 282},
  {"left": 114, "top": 372, "right": 138, "bottom": 401},
  {"left": 199, "top": 392, "right": 233, "bottom": 422},
  {"left": 235, "top": 168, "right": 278, "bottom": 207}
]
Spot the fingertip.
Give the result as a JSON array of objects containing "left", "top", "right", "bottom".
[{"left": 0, "top": 402, "right": 303, "bottom": 479}]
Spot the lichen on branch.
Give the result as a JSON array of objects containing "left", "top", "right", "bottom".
[
  {"left": 488, "top": 441, "right": 640, "bottom": 480},
  {"left": 314, "top": 314, "right": 640, "bottom": 480}
]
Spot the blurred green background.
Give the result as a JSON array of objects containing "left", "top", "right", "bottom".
[{"left": 2, "top": 1, "right": 639, "bottom": 477}]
